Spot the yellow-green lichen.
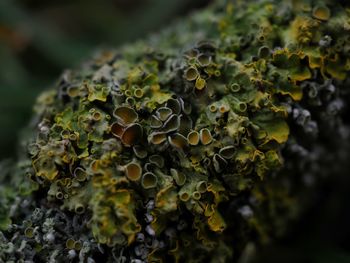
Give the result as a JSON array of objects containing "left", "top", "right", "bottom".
[{"left": 6, "top": 0, "right": 349, "bottom": 262}]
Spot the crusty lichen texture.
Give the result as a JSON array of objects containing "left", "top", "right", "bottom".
[{"left": 1, "top": 0, "right": 350, "bottom": 262}]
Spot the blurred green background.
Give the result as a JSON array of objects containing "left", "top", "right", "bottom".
[{"left": 0, "top": 0, "right": 349, "bottom": 262}]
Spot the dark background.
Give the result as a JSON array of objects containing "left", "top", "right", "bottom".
[{"left": 0, "top": 1, "right": 349, "bottom": 262}]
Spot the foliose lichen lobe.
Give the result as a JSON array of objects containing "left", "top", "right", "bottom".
[{"left": 1, "top": 0, "right": 350, "bottom": 262}]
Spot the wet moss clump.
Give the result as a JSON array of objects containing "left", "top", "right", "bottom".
[{"left": 1, "top": 0, "right": 350, "bottom": 262}]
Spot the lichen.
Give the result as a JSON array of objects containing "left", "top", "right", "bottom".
[{"left": 1, "top": 0, "right": 350, "bottom": 262}]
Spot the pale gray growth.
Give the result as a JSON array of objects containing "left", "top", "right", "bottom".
[
  {"left": 327, "top": 99, "right": 344, "bottom": 115},
  {"left": 136, "top": 233, "right": 145, "bottom": 243},
  {"left": 145, "top": 225, "right": 155, "bottom": 237},
  {"left": 144, "top": 213, "right": 153, "bottom": 223},
  {"left": 68, "top": 249, "right": 77, "bottom": 259},
  {"left": 87, "top": 257, "right": 96, "bottom": 263},
  {"left": 238, "top": 205, "right": 254, "bottom": 219},
  {"left": 145, "top": 200, "right": 155, "bottom": 211},
  {"left": 319, "top": 35, "right": 332, "bottom": 47},
  {"left": 45, "top": 232, "right": 55, "bottom": 243}
]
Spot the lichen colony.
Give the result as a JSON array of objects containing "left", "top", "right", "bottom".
[{"left": 1, "top": 0, "right": 350, "bottom": 262}]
